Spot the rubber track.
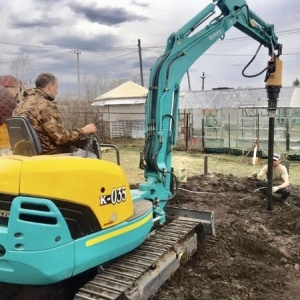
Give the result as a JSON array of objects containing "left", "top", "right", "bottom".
[{"left": 74, "top": 218, "right": 201, "bottom": 300}]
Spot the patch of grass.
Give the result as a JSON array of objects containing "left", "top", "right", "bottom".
[{"left": 101, "top": 143, "right": 300, "bottom": 186}]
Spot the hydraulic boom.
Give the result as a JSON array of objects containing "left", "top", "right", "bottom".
[{"left": 138, "top": 0, "right": 282, "bottom": 221}]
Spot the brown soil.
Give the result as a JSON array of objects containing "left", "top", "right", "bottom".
[
  {"left": 152, "top": 173, "right": 300, "bottom": 300},
  {"left": 1, "top": 174, "right": 300, "bottom": 299}
]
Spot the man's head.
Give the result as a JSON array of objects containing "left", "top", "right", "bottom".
[
  {"left": 273, "top": 153, "right": 281, "bottom": 168},
  {"left": 35, "top": 73, "right": 58, "bottom": 101}
]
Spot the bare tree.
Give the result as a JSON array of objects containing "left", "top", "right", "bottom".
[
  {"left": 80, "top": 73, "right": 127, "bottom": 104},
  {"left": 59, "top": 74, "right": 142, "bottom": 142},
  {"left": 10, "top": 54, "right": 32, "bottom": 102}
]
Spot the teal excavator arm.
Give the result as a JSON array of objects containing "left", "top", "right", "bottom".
[{"left": 138, "top": 0, "right": 282, "bottom": 220}]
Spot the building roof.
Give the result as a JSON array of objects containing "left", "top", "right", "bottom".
[
  {"left": 0, "top": 86, "right": 16, "bottom": 125},
  {"left": 0, "top": 75, "right": 26, "bottom": 87},
  {"left": 179, "top": 86, "right": 300, "bottom": 109},
  {"left": 94, "top": 81, "right": 148, "bottom": 101},
  {"left": 92, "top": 98, "right": 146, "bottom": 107}
]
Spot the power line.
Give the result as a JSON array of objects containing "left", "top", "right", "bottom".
[
  {"left": 1, "top": 26, "right": 300, "bottom": 83},
  {"left": 81, "top": 51, "right": 137, "bottom": 66},
  {"left": 0, "top": 51, "right": 73, "bottom": 65},
  {"left": 0, "top": 27, "right": 299, "bottom": 52},
  {"left": 0, "top": 28, "right": 300, "bottom": 51},
  {"left": 30, "top": 51, "right": 74, "bottom": 61},
  {"left": 41, "top": 51, "right": 138, "bottom": 72},
  {"left": 0, "top": 41, "right": 62, "bottom": 49},
  {"left": 0, "top": 40, "right": 138, "bottom": 51},
  {"left": 0, "top": 26, "right": 298, "bottom": 71}
]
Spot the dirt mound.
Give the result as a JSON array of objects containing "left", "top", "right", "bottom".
[{"left": 151, "top": 173, "right": 300, "bottom": 300}]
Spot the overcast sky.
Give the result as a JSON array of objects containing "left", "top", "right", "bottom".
[{"left": 0, "top": 0, "right": 299, "bottom": 95}]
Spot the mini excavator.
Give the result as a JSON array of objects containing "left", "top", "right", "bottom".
[{"left": 0, "top": 1, "right": 282, "bottom": 299}]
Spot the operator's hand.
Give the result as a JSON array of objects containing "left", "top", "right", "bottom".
[
  {"left": 82, "top": 123, "right": 97, "bottom": 135},
  {"left": 272, "top": 186, "right": 280, "bottom": 193},
  {"left": 252, "top": 171, "right": 258, "bottom": 178}
]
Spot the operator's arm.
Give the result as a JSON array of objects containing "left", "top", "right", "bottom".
[
  {"left": 256, "top": 165, "right": 268, "bottom": 180},
  {"left": 41, "top": 103, "right": 96, "bottom": 146},
  {"left": 274, "top": 166, "right": 289, "bottom": 190}
]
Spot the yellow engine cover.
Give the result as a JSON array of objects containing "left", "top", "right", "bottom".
[
  {"left": 0, "top": 156, "right": 22, "bottom": 194},
  {"left": 0, "top": 155, "right": 134, "bottom": 229}
]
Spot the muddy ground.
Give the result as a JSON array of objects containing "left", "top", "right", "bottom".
[
  {"left": 1, "top": 173, "right": 300, "bottom": 299},
  {"left": 152, "top": 173, "right": 300, "bottom": 300}
]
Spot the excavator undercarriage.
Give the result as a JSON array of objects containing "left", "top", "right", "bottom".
[{"left": 75, "top": 207, "right": 215, "bottom": 300}]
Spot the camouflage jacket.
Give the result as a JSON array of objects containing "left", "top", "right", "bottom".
[{"left": 13, "top": 88, "right": 84, "bottom": 154}]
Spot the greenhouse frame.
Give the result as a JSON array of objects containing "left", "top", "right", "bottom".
[{"left": 178, "top": 86, "right": 300, "bottom": 158}]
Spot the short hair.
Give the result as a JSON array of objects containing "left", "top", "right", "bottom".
[{"left": 35, "top": 73, "right": 57, "bottom": 89}]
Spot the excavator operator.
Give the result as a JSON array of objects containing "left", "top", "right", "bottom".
[{"left": 13, "top": 72, "right": 98, "bottom": 155}]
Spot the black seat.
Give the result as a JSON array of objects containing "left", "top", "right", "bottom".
[
  {"left": 6, "top": 117, "right": 118, "bottom": 162},
  {"left": 6, "top": 116, "right": 43, "bottom": 156}
]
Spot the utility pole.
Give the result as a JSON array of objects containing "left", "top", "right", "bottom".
[
  {"left": 138, "top": 39, "right": 144, "bottom": 86},
  {"left": 200, "top": 72, "right": 206, "bottom": 90},
  {"left": 73, "top": 50, "right": 81, "bottom": 101}
]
